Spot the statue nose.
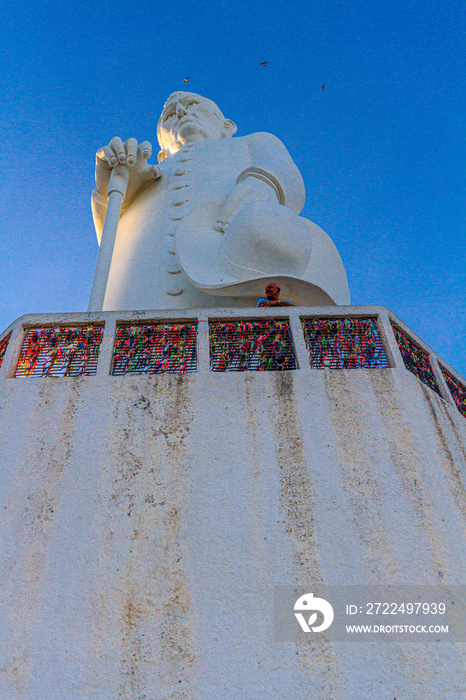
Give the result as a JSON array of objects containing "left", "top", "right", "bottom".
[{"left": 176, "top": 103, "right": 187, "bottom": 117}]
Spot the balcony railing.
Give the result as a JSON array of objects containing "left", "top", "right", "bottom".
[
  {"left": 209, "top": 319, "right": 297, "bottom": 372},
  {"left": 15, "top": 326, "right": 103, "bottom": 378},
  {"left": 302, "top": 318, "right": 389, "bottom": 369},
  {"left": 111, "top": 322, "right": 197, "bottom": 375},
  {"left": 391, "top": 324, "right": 441, "bottom": 396},
  {"left": 441, "top": 370, "right": 466, "bottom": 418},
  {"left": 0, "top": 306, "right": 464, "bottom": 419}
]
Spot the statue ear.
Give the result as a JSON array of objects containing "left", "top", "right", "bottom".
[
  {"left": 221, "top": 119, "right": 237, "bottom": 138},
  {"left": 158, "top": 151, "right": 167, "bottom": 163}
]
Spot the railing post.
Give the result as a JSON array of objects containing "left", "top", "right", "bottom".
[
  {"left": 196, "top": 313, "right": 210, "bottom": 374},
  {"left": 0, "top": 325, "right": 25, "bottom": 379},
  {"left": 288, "top": 309, "right": 311, "bottom": 371},
  {"left": 96, "top": 318, "right": 117, "bottom": 377},
  {"left": 377, "top": 311, "right": 403, "bottom": 369},
  {"left": 430, "top": 355, "right": 456, "bottom": 406}
]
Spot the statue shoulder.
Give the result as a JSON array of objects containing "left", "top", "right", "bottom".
[
  {"left": 238, "top": 132, "right": 304, "bottom": 213},
  {"left": 243, "top": 131, "right": 287, "bottom": 148}
]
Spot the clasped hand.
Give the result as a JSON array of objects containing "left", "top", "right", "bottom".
[{"left": 95, "top": 137, "right": 161, "bottom": 204}]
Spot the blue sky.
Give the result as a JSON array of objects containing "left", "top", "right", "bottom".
[{"left": 1, "top": 0, "right": 464, "bottom": 375}]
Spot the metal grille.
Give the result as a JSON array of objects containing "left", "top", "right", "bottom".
[
  {"left": 391, "top": 324, "right": 441, "bottom": 395},
  {"left": 112, "top": 323, "right": 197, "bottom": 375},
  {"left": 0, "top": 334, "right": 10, "bottom": 368},
  {"left": 209, "top": 319, "right": 297, "bottom": 372},
  {"left": 302, "top": 318, "right": 389, "bottom": 369},
  {"left": 15, "top": 326, "right": 103, "bottom": 378},
  {"left": 442, "top": 371, "right": 466, "bottom": 418}
]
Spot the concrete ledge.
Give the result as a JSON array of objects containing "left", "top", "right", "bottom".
[{"left": 0, "top": 305, "right": 464, "bottom": 398}]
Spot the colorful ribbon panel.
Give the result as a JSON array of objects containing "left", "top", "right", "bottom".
[
  {"left": 16, "top": 326, "right": 103, "bottom": 378},
  {"left": 302, "top": 318, "right": 389, "bottom": 369},
  {"left": 442, "top": 371, "right": 466, "bottom": 418},
  {"left": 0, "top": 334, "right": 10, "bottom": 369},
  {"left": 111, "top": 323, "right": 197, "bottom": 375},
  {"left": 391, "top": 324, "right": 441, "bottom": 395},
  {"left": 209, "top": 319, "right": 297, "bottom": 372}
]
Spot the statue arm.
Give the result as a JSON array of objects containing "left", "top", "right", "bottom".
[
  {"left": 238, "top": 132, "right": 305, "bottom": 214},
  {"left": 214, "top": 132, "right": 306, "bottom": 233},
  {"left": 91, "top": 137, "right": 161, "bottom": 244}
]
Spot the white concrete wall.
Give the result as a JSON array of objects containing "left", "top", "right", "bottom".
[{"left": 0, "top": 306, "right": 465, "bottom": 699}]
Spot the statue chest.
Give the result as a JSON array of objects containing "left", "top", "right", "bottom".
[
  {"left": 163, "top": 138, "right": 252, "bottom": 216},
  {"left": 106, "top": 138, "right": 254, "bottom": 308}
]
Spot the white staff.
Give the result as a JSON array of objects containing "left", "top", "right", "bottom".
[{"left": 88, "top": 137, "right": 160, "bottom": 311}]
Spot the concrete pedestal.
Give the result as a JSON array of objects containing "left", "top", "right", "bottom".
[{"left": 0, "top": 306, "right": 464, "bottom": 699}]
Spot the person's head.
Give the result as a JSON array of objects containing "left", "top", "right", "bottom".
[
  {"left": 265, "top": 283, "right": 280, "bottom": 301},
  {"left": 157, "top": 92, "right": 237, "bottom": 162}
]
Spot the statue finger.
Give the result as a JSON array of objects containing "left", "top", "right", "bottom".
[
  {"left": 222, "top": 190, "right": 259, "bottom": 231},
  {"left": 97, "top": 146, "right": 118, "bottom": 168},
  {"left": 125, "top": 138, "right": 138, "bottom": 167},
  {"left": 109, "top": 136, "right": 126, "bottom": 163},
  {"left": 215, "top": 184, "right": 248, "bottom": 231},
  {"left": 138, "top": 141, "right": 152, "bottom": 160}
]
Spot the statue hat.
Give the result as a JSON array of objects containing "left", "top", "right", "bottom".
[{"left": 175, "top": 199, "right": 350, "bottom": 306}]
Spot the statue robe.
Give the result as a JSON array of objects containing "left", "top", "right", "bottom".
[{"left": 91, "top": 132, "right": 308, "bottom": 311}]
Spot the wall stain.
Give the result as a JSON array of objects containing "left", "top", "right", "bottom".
[
  {"left": 271, "top": 372, "right": 341, "bottom": 699},
  {"left": 421, "top": 387, "right": 466, "bottom": 524},
  {"left": 434, "top": 391, "right": 466, "bottom": 462},
  {"left": 4, "top": 379, "right": 82, "bottom": 696},
  {"left": 243, "top": 375, "right": 260, "bottom": 481},
  {"left": 325, "top": 370, "right": 400, "bottom": 579},
  {"left": 369, "top": 373, "right": 452, "bottom": 580},
  {"left": 93, "top": 375, "right": 197, "bottom": 699}
]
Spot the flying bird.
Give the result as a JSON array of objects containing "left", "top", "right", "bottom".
[
  {"left": 321, "top": 83, "right": 325, "bottom": 90},
  {"left": 182, "top": 76, "right": 189, "bottom": 82},
  {"left": 260, "top": 61, "right": 268, "bottom": 67}
]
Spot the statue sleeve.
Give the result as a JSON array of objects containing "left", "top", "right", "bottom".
[
  {"left": 237, "top": 132, "right": 306, "bottom": 214},
  {"left": 91, "top": 189, "right": 108, "bottom": 244}
]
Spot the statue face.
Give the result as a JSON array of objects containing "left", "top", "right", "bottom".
[{"left": 158, "top": 92, "right": 236, "bottom": 156}]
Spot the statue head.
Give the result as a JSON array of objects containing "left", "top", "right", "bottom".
[{"left": 157, "top": 91, "right": 237, "bottom": 162}]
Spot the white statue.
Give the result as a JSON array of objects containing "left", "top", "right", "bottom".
[{"left": 90, "top": 91, "right": 350, "bottom": 310}]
